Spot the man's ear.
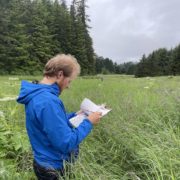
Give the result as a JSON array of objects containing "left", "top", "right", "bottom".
[{"left": 57, "top": 71, "right": 63, "bottom": 78}]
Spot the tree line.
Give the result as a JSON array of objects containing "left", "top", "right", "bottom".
[
  {"left": 135, "top": 45, "right": 180, "bottom": 77},
  {"left": 96, "top": 44, "right": 180, "bottom": 77},
  {"left": 0, "top": 0, "right": 179, "bottom": 77},
  {"left": 0, "top": 0, "right": 95, "bottom": 75},
  {"left": 95, "top": 55, "right": 137, "bottom": 75}
]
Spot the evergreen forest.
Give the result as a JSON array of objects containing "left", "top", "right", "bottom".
[
  {"left": 0, "top": 0, "right": 179, "bottom": 77},
  {"left": 0, "top": 0, "right": 95, "bottom": 75}
]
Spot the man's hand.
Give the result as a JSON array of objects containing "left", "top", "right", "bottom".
[
  {"left": 76, "top": 110, "right": 84, "bottom": 115},
  {"left": 87, "top": 112, "right": 102, "bottom": 125}
]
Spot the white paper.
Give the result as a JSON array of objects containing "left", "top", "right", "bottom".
[
  {"left": 69, "top": 98, "right": 111, "bottom": 127},
  {"left": 80, "top": 98, "right": 100, "bottom": 115},
  {"left": 69, "top": 114, "right": 87, "bottom": 128}
]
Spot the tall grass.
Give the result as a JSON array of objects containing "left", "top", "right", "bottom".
[{"left": 0, "top": 75, "right": 179, "bottom": 179}]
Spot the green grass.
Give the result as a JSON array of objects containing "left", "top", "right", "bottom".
[{"left": 0, "top": 75, "right": 179, "bottom": 180}]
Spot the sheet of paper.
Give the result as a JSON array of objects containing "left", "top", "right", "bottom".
[
  {"left": 96, "top": 106, "right": 111, "bottom": 116},
  {"left": 69, "top": 114, "right": 87, "bottom": 128},
  {"left": 80, "top": 98, "right": 100, "bottom": 114},
  {"left": 69, "top": 98, "right": 111, "bottom": 127},
  {"left": 81, "top": 98, "right": 111, "bottom": 116}
]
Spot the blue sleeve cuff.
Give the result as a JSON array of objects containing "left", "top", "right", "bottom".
[
  {"left": 66, "top": 112, "right": 76, "bottom": 119},
  {"left": 84, "top": 119, "right": 93, "bottom": 127},
  {"left": 79, "top": 118, "right": 93, "bottom": 131}
]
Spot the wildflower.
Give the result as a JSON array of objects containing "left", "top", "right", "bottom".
[
  {"left": 0, "top": 111, "right": 4, "bottom": 117},
  {"left": 0, "top": 97, "right": 17, "bottom": 101},
  {"left": 8, "top": 77, "right": 19, "bottom": 81}
]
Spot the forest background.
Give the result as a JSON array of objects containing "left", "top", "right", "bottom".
[{"left": 0, "top": 0, "right": 179, "bottom": 77}]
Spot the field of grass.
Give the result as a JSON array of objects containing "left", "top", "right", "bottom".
[{"left": 0, "top": 75, "right": 179, "bottom": 180}]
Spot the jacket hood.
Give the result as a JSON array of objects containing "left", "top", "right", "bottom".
[{"left": 17, "top": 80, "right": 60, "bottom": 104}]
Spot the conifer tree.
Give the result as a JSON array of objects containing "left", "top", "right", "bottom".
[
  {"left": 76, "top": 0, "right": 95, "bottom": 74},
  {"left": 70, "top": 0, "right": 88, "bottom": 74},
  {"left": 135, "top": 54, "right": 149, "bottom": 77},
  {"left": 52, "top": 0, "right": 72, "bottom": 54},
  {"left": 157, "top": 48, "right": 170, "bottom": 75},
  {"left": 26, "top": 0, "right": 53, "bottom": 73},
  {"left": 0, "top": 0, "right": 11, "bottom": 74},
  {"left": 1, "top": 0, "right": 30, "bottom": 74},
  {"left": 70, "top": 0, "right": 95, "bottom": 74},
  {"left": 171, "top": 44, "right": 180, "bottom": 75}
]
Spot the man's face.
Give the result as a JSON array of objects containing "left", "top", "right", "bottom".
[
  {"left": 56, "top": 72, "right": 72, "bottom": 92},
  {"left": 60, "top": 76, "right": 72, "bottom": 91}
]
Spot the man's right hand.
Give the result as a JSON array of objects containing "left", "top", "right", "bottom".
[{"left": 87, "top": 112, "right": 102, "bottom": 125}]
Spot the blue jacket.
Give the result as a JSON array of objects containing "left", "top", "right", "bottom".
[{"left": 17, "top": 81, "right": 93, "bottom": 169}]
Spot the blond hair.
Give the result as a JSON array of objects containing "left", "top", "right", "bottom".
[{"left": 43, "top": 54, "right": 80, "bottom": 79}]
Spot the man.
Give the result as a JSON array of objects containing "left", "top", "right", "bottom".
[{"left": 17, "top": 54, "right": 101, "bottom": 179}]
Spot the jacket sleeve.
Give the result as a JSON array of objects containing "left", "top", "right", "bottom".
[
  {"left": 66, "top": 112, "right": 77, "bottom": 128},
  {"left": 37, "top": 100, "right": 93, "bottom": 154},
  {"left": 66, "top": 112, "right": 76, "bottom": 119}
]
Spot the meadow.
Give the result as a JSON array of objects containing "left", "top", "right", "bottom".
[{"left": 0, "top": 75, "right": 179, "bottom": 180}]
